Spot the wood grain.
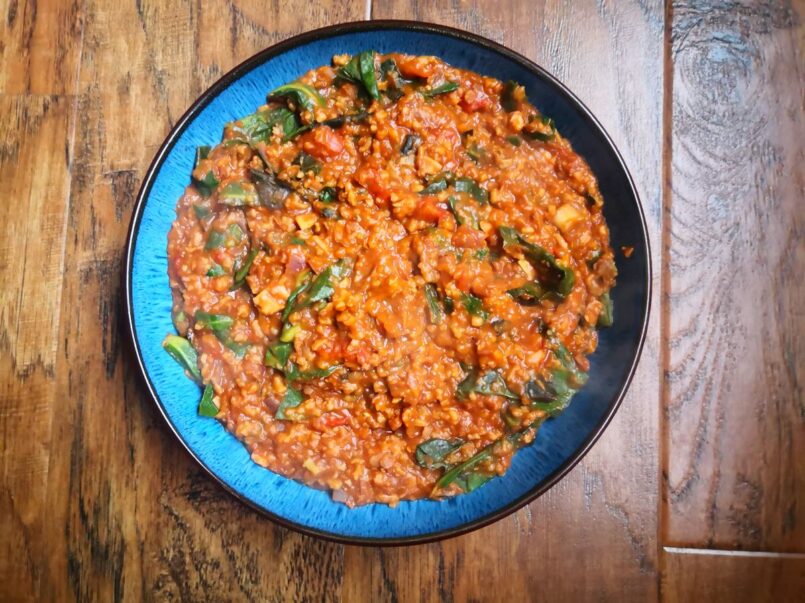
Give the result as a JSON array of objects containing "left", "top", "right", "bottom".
[
  {"left": 0, "top": 0, "right": 84, "bottom": 94},
  {"left": 664, "top": 0, "right": 805, "bottom": 552},
  {"left": 662, "top": 548, "right": 805, "bottom": 602},
  {"left": 0, "top": 94, "right": 73, "bottom": 602}
]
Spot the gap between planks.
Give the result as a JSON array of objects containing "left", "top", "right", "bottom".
[
  {"left": 664, "top": 547, "right": 805, "bottom": 560},
  {"left": 658, "top": 0, "right": 674, "bottom": 571}
]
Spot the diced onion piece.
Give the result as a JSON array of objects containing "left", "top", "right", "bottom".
[
  {"left": 517, "top": 259, "right": 536, "bottom": 280},
  {"left": 254, "top": 288, "right": 285, "bottom": 315},
  {"left": 303, "top": 458, "right": 322, "bottom": 475},
  {"left": 554, "top": 203, "right": 582, "bottom": 233},
  {"left": 295, "top": 213, "right": 318, "bottom": 230}
]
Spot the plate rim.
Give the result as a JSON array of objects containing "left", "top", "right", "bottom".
[{"left": 123, "top": 19, "right": 652, "bottom": 546}]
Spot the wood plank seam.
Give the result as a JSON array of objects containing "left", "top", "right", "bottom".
[
  {"left": 659, "top": 0, "right": 675, "bottom": 599},
  {"left": 664, "top": 546, "right": 805, "bottom": 560}
]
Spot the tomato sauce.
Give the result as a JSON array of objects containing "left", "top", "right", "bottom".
[{"left": 165, "top": 53, "right": 617, "bottom": 506}]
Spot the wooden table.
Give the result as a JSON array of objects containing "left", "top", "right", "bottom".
[{"left": 1, "top": 1, "right": 802, "bottom": 600}]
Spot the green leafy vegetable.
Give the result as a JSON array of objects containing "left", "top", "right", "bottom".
[
  {"left": 250, "top": 168, "right": 291, "bottom": 209},
  {"left": 289, "top": 260, "right": 351, "bottom": 316},
  {"left": 598, "top": 292, "right": 614, "bottom": 327},
  {"left": 232, "top": 111, "right": 271, "bottom": 143},
  {"left": 501, "top": 80, "right": 521, "bottom": 111},
  {"left": 231, "top": 248, "right": 259, "bottom": 289},
  {"left": 294, "top": 151, "right": 321, "bottom": 174},
  {"left": 279, "top": 323, "right": 301, "bottom": 343},
  {"left": 423, "top": 283, "right": 444, "bottom": 324},
  {"left": 506, "top": 282, "right": 550, "bottom": 306},
  {"left": 379, "top": 57, "right": 416, "bottom": 100},
  {"left": 456, "top": 365, "right": 479, "bottom": 400},
  {"left": 219, "top": 182, "right": 259, "bottom": 207},
  {"left": 265, "top": 341, "right": 293, "bottom": 370},
  {"left": 447, "top": 197, "right": 464, "bottom": 226},
  {"left": 193, "top": 170, "right": 219, "bottom": 197},
  {"left": 419, "top": 173, "right": 487, "bottom": 205},
  {"left": 460, "top": 292, "right": 489, "bottom": 321},
  {"left": 454, "top": 472, "right": 492, "bottom": 493},
  {"left": 447, "top": 196, "right": 479, "bottom": 229},
  {"left": 307, "top": 261, "right": 350, "bottom": 304},
  {"left": 499, "top": 226, "right": 574, "bottom": 297},
  {"left": 193, "top": 310, "right": 249, "bottom": 357},
  {"left": 287, "top": 364, "right": 341, "bottom": 381},
  {"left": 172, "top": 309, "right": 189, "bottom": 334},
  {"left": 275, "top": 385, "right": 303, "bottom": 420},
  {"left": 206, "top": 263, "right": 226, "bottom": 277},
  {"left": 456, "top": 366, "right": 518, "bottom": 401},
  {"left": 379, "top": 58, "right": 397, "bottom": 77},
  {"left": 415, "top": 439, "right": 464, "bottom": 469},
  {"left": 204, "top": 230, "right": 225, "bottom": 250},
  {"left": 431, "top": 420, "right": 548, "bottom": 494},
  {"left": 336, "top": 51, "right": 380, "bottom": 100},
  {"left": 523, "top": 337, "right": 588, "bottom": 416},
  {"left": 223, "top": 340, "right": 250, "bottom": 358},
  {"left": 473, "top": 371, "right": 519, "bottom": 400},
  {"left": 358, "top": 50, "right": 380, "bottom": 100},
  {"left": 454, "top": 176, "right": 489, "bottom": 203},
  {"left": 195, "top": 145, "right": 211, "bottom": 167},
  {"left": 204, "top": 224, "right": 244, "bottom": 250},
  {"left": 523, "top": 114, "right": 556, "bottom": 142},
  {"left": 443, "top": 296, "right": 455, "bottom": 314},
  {"left": 422, "top": 81, "right": 459, "bottom": 98},
  {"left": 419, "top": 171, "right": 454, "bottom": 195},
  {"left": 267, "top": 81, "right": 325, "bottom": 112},
  {"left": 193, "top": 204, "right": 211, "bottom": 219},
  {"left": 225, "top": 223, "right": 244, "bottom": 245},
  {"left": 466, "top": 143, "right": 487, "bottom": 163},
  {"left": 319, "top": 186, "right": 337, "bottom": 203},
  {"left": 506, "top": 135, "right": 522, "bottom": 146},
  {"left": 194, "top": 311, "right": 233, "bottom": 332},
  {"left": 162, "top": 335, "right": 202, "bottom": 382},
  {"left": 198, "top": 383, "right": 218, "bottom": 417},
  {"left": 336, "top": 55, "right": 362, "bottom": 84},
  {"left": 289, "top": 236, "right": 306, "bottom": 246},
  {"left": 230, "top": 107, "right": 301, "bottom": 145},
  {"left": 223, "top": 139, "right": 250, "bottom": 148},
  {"left": 434, "top": 445, "right": 493, "bottom": 491},
  {"left": 320, "top": 111, "right": 369, "bottom": 129},
  {"left": 281, "top": 271, "right": 312, "bottom": 322}
]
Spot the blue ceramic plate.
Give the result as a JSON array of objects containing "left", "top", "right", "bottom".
[{"left": 125, "top": 21, "right": 650, "bottom": 544}]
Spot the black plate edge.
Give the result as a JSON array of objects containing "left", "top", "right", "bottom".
[{"left": 123, "top": 19, "right": 653, "bottom": 547}]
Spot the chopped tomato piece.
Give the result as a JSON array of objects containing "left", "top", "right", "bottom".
[
  {"left": 412, "top": 197, "right": 448, "bottom": 222},
  {"left": 397, "top": 55, "right": 437, "bottom": 79},
  {"left": 324, "top": 414, "right": 349, "bottom": 428},
  {"left": 460, "top": 89, "right": 491, "bottom": 112},
  {"left": 354, "top": 163, "right": 393, "bottom": 202},
  {"left": 300, "top": 126, "right": 344, "bottom": 159},
  {"left": 452, "top": 225, "right": 486, "bottom": 249}
]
